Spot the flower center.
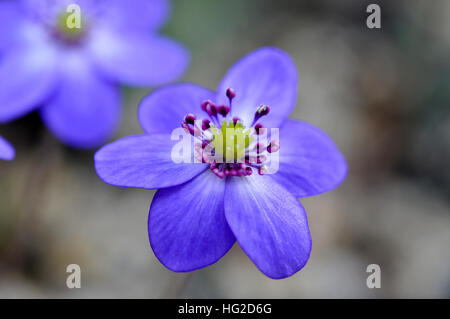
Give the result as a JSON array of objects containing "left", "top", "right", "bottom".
[
  {"left": 210, "top": 120, "right": 253, "bottom": 162},
  {"left": 53, "top": 9, "right": 87, "bottom": 44},
  {"left": 181, "top": 88, "right": 280, "bottom": 178}
]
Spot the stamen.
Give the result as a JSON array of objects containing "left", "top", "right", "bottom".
[
  {"left": 256, "top": 105, "right": 270, "bottom": 116},
  {"left": 217, "top": 105, "right": 230, "bottom": 117},
  {"left": 182, "top": 120, "right": 202, "bottom": 137},
  {"left": 252, "top": 105, "right": 270, "bottom": 126},
  {"left": 257, "top": 155, "right": 267, "bottom": 164},
  {"left": 254, "top": 123, "right": 265, "bottom": 135},
  {"left": 181, "top": 122, "right": 194, "bottom": 135},
  {"left": 256, "top": 142, "right": 265, "bottom": 154},
  {"left": 258, "top": 165, "right": 268, "bottom": 175},
  {"left": 202, "top": 119, "right": 211, "bottom": 130},
  {"left": 226, "top": 88, "right": 236, "bottom": 100},
  {"left": 205, "top": 102, "right": 217, "bottom": 117},
  {"left": 226, "top": 88, "right": 236, "bottom": 114},
  {"left": 182, "top": 97, "right": 275, "bottom": 179},
  {"left": 233, "top": 117, "right": 241, "bottom": 125},
  {"left": 267, "top": 140, "right": 280, "bottom": 153},
  {"left": 201, "top": 100, "right": 211, "bottom": 112},
  {"left": 184, "top": 113, "right": 196, "bottom": 124}
]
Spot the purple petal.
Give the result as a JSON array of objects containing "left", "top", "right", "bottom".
[
  {"left": 0, "top": 136, "right": 15, "bottom": 161},
  {"left": 22, "top": 0, "right": 167, "bottom": 30},
  {"left": 40, "top": 53, "right": 120, "bottom": 149},
  {"left": 88, "top": 30, "right": 189, "bottom": 87},
  {"left": 95, "top": 134, "right": 207, "bottom": 189},
  {"left": 139, "top": 83, "right": 215, "bottom": 134},
  {"left": 0, "top": 45, "right": 57, "bottom": 123},
  {"left": 216, "top": 47, "right": 297, "bottom": 128},
  {"left": 23, "top": 0, "right": 103, "bottom": 15},
  {"left": 271, "top": 119, "right": 347, "bottom": 198},
  {"left": 224, "top": 175, "right": 311, "bottom": 279},
  {"left": 149, "top": 171, "right": 235, "bottom": 272},
  {"left": 101, "top": 0, "right": 170, "bottom": 31},
  {"left": 0, "top": 1, "right": 25, "bottom": 51}
]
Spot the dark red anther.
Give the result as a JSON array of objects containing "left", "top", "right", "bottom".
[
  {"left": 217, "top": 105, "right": 230, "bottom": 116},
  {"left": 202, "top": 119, "right": 211, "bottom": 130},
  {"left": 226, "top": 88, "right": 236, "bottom": 100},
  {"left": 201, "top": 100, "right": 212, "bottom": 111},
  {"left": 256, "top": 105, "right": 270, "bottom": 116},
  {"left": 257, "top": 155, "right": 267, "bottom": 164},
  {"left": 181, "top": 122, "right": 191, "bottom": 134},
  {"left": 254, "top": 123, "right": 265, "bottom": 135},
  {"left": 202, "top": 139, "right": 211, "bottom": 149},
  {"left": 258, "top": 165, "right": 268, "bottom": 175},
  {"left": 267, "top": 140, "right": 280, "bottom": 153},
  {"left": 205, "top": 102, "right": 217, "bottom": 116},
  {"left": 184, "top": 113, "right": 196, "bottom": 124},
  {"left": 233, "top": 117, "right": 241, "bottom": 125}
]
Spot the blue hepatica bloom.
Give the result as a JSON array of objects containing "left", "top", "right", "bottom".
[
  {"left": 0, "top": 136, "right": 14, "bottom": 160},
  {"left": 0, "top": 0, "right": 188, "bottom": 148},
  {"left": 95, "top": 47, "right": 347, "bottom": 279}
]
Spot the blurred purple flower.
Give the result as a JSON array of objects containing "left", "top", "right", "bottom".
[
  {"left": 0, "top": 0, "right": 188, "bottom": 148},
  {"left": 0, "top": 135, "right": 14, "bottom": 160},
  {"left": 94, "top": 47, "right": 347, "bottom": 279}
]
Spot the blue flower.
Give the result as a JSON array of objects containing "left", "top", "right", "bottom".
[
  {"left": 0, "top": 0, "right": 188, "bottom": 148},
  {"left": 95, "top": 47, "right": 347, "bottom": 279},
  {"left": 0, "top": 135, "right": 14, "bottom": 161}
]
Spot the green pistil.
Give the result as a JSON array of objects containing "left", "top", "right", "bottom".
[
  {"left": 210, "top": 120, "right": 253, "bottom": 162},
  {"left": 57, "top": 11, "right": 85, "bottom": 40}
]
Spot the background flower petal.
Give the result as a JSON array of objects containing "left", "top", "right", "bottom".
[
  {"left": 0, "top": 1, "right": 26, "bottom": 51},
  {"left": 271, "top": 119, "right": 347, "bottom": 198},
  {"left": 95, "top": 134, "right": 207, "bottom": 189},
  {"left": 139, "top": 83, "right": 215, "bottom": 134},
  {"left": 101, "top": 0, "right": 170, "bottom": 31},
  {"left": 20, "top": 0, "right": 97, "bottom": 22},
  {"left": 224, "top": 174, "right": 311, "bottom": 279},
  {"left": 88, "top": 31, "right": 189, "bottom": 87},
  {"left": 149, "top": 171, "right": 235, "bottom": 272},
  {"left": 40, "top": 53, "right": 120, "bottom": 149},
  {"left": 216, "top": 47, "right": 297, "bottom": 128},
  {"left": 0, "top": 45, "right": 57, "bottom": 123},
  {"left": 0, "top": 136, "right": 15, "bottom": 161}
]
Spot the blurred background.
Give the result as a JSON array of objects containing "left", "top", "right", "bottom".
[{"left": 1, "top": 0, "right": 450, "bottom": 298}]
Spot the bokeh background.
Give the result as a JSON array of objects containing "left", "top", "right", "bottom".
[{"left": 1, "top": 0, "right": 450, "bottom": 298}]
